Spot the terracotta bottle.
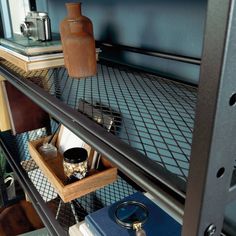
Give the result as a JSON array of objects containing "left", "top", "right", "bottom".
[{"left": 60, "top": 3, "right": 97, "bottom": 78}]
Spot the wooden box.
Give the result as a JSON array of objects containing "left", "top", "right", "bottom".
[
  {"left": 28, "top": 136, "right": 117, "bottom": 203},
  {"left": 3, "top": 81, "right": 50, "bottom": 135},
  {"left": 0, "top": 76, "right": 11, "bottom": 131},
  {"left": 0, "top": 75, "right": 50, "bottom": 133}
]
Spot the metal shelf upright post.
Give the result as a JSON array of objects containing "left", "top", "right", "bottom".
[{"left": 183, "top": 0, "right": 236, "bottom": 235}]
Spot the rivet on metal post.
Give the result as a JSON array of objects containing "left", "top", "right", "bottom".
[{"left": 205, "top": 224, "right": 217, "bottom": 236}]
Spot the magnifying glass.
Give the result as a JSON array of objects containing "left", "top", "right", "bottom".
[{"left": 114, "top": 201, "right": 149, "bottom": 236}]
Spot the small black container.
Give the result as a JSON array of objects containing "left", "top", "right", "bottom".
[{"left": 63, "top": 147, "right": 88, "bottom": 179}]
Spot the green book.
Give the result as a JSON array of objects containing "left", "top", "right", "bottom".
[{"left": 0, "top": 34, "right": 62, "bottom": 56}]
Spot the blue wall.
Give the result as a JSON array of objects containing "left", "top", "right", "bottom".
[
  {"left": 0, "top": 0, "right": 13, "bottom": 38},
  {"left": 36, "top": 0, "right": 207, "bottom": 84}
]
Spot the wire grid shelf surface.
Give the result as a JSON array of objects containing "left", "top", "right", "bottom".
[
  {"left": 22, "top": 160, "right": 137, "bottom": 232},
  {"left": 0, "top": 127, "right": 137, "bottom": 232},
  {"left": 1, "top": 60, "right": 197, "bottom": 180}
]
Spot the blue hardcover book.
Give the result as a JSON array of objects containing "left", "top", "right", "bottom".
[{"left": 85, "top": 192, "right": 181, "bottom": 236}]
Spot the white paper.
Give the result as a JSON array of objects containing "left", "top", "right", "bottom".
[{"left": 57, "top": 125, "right": 84, "bottom": 154}]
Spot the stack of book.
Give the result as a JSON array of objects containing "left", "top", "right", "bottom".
[
  {"left": 69, "top": 191, "right": 181, "bottom": 236},
  {"left": 0, "top": 34, "right": 62, "bottom": 56},
  {"left": 0, "top": 34, "right": 101, "bottom": 72},
  {"left": 0, "top": 34, "right": 64, "bottom": 71}
]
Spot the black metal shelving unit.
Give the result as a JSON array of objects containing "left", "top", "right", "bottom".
[
  {"left": 0, "top": 60, "right": 196, "bottom": 182},
  {"left": 0, "top": 0, "right": 236, "bottom": 235},
  {"left": 0, "top": 59, "right": 187, "bottom": 213}
]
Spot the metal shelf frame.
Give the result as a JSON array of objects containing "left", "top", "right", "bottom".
[
  {"left": 0, "top": 0, "right": 235, "bottom": 235},
  {"left": 183, "top": 0, "right": 236, "bottom": 235},
  {"left": 0, "top": 63, "right": 186, "bottom": 217}
]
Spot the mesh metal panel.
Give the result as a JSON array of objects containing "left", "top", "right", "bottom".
[
  {"left": 0, "top": 126, "right": 136, "bottom": 232},
  {"left": 22, "top": 159, "right": 137, "bottom": 232},
  {"left": 0, "top": 60, "right": 197, "bottom": 180}
]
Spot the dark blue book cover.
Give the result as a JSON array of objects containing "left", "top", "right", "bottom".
[{"left": 85, "top": 192, "right": 181, "bottom": 236}]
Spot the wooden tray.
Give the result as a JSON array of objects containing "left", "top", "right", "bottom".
[{"left": 28, "top": 136, "right": 117, "bottom": 203}]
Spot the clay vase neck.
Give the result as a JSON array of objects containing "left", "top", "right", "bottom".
[
  {"left": 66, "top": 3, "right": 82, "bottom": 19},
  {"left": 60, "top": 2, "right": 97, "bottom": 78},
  {"left": 65, "top": 3, "right": 93, "bottom": 36}
]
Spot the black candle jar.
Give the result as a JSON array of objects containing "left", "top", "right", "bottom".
[{"left": 63, "top": 147, "right": 88, "bottom": 180}]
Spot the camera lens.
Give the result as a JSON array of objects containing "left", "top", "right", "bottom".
[{"left": 20, "top": 22, "right": 31, "bottom": 37}]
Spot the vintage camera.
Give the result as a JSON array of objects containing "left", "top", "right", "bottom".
[{"left": 20, "top": 11, "right": 52, "bottom": 41}]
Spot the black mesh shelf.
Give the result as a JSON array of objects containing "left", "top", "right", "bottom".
[
  {"left": 0, "top": 127, "right": 138, "bottom": 233},
  {"left": 22, "top": 159, "right": 137, "bottom": 232},
  {"left": 0, "top": 60, "right": 197, "bottom": 181}
]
